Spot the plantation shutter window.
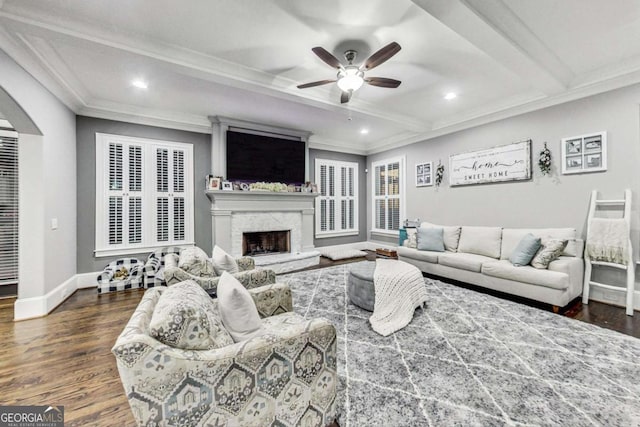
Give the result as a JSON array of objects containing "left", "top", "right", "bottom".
[
  {"left": 315, "top": 159, "right": 358, "bottom": 238},
  {"left": 95, "top": 133, "right": 194, "bottom": 257},
  {"left": 0, "top": 132, "right": 19, "bottom": 286},
  {"left": 372, "top": 157, "right": 404, "bottom": 233}
]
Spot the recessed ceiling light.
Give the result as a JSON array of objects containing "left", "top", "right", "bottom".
[
  {"left": 131, "top": 79, "right": 148, "bottom": 89},
  {"left": 360, "top": 128, "right": 369, "bottom": 135},
  {"left": 444, "top": 92, "right": 457, "bottom": 100}
]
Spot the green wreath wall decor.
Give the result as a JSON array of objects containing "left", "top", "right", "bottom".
[{"left": 538, "top": 143, "right": 552, "bottom": 175}]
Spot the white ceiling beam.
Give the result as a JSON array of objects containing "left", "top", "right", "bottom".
[{"left": 411, "top": 0, "right": 572, "bottom": 95}]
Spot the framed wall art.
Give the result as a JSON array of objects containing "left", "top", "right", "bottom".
[
  {"left": 449, "top": 140, "right": 531, "bottom": 186},
  {"left": 561, "top": 131, "right": 607, "bottom": 174},
  {"left": 415, "top": 162, "right": 433, "bottom": 187}
]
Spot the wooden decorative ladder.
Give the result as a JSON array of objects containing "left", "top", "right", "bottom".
[{"left": 582, "top": 189, "right": 635, "bottom": 316}]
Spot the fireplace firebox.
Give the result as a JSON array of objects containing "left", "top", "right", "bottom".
[{"left": 242, "top": 230, "right": 291, "bottom": 256}]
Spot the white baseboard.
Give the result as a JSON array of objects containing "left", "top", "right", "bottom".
[
  {"left": 588, "top": 284, "right": 640, "bottom": 312},
  {"left": 13, "top": 271, "right": 100, "bottom": 321},
  {"left": 76, "top": 271, "right": 100, "bottom": 289}
]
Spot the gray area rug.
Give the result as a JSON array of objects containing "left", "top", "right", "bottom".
[{"left": 279, "top": 262, "right": 640, "bottom": 427}]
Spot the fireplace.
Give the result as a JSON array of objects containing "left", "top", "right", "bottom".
[{"left": 242, "top": 230, "right": 291, "bottom": 256}]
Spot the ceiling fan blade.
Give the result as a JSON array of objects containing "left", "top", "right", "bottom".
[
  {"left": 312, "top": 47, "right": 343, "bottom": 69},
  {"left": 363, "top": 42, "right": 401, "bottom": 70},
  {"left": 297, "top": 79, "right": 336, "bottom": 89},
  {"left": 340, "top": 91, "right": 351, "bottom": 104},
  {"left": 365, "top": 77, "right": 402, "bottom": 88}
]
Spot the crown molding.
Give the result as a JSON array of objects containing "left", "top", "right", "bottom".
[
  {"left": 79, "top": 101, "right": 211, "bottom": 134},
  {"left": 308, "top": 136, "right": 369, "bottom": 156},
  {"left": 0, "top": 9, "right": 429, "bottom": 133},
  {"left": 209, "top": 116, "right": 312, "bottom": 140}
]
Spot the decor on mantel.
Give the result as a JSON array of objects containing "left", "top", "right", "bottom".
[
  {"left": 207, "top": 175, "right": 222, "bottom": 190},
  {"left": 538, "top": 142, "right": 552, "bottom": 175},
  {"left": 249, "top": 182, "right": 288, "bottom": 192},
  {"left": 449, "top": 140, "right": 531, "bottom": 186},
  {"left": 435, "top": 160, "right": 445, "bottom": 187}
]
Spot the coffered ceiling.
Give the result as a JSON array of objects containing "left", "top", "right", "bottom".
[{"left": 1, "top": 0, "right": 640, "bottom": 154}]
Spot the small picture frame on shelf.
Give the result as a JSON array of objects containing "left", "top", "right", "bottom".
[
  {"left": 208, "top": 176, "right": 222, "bottom": 190},
  {"left": 221, "top": 181, "right": 233, "bottom": 191},
  {"left": 415, "top": 161, "right": 433, "bottom": 187},
  {"left": 561, "top": 131, "right": 607, "bottom": 174}
]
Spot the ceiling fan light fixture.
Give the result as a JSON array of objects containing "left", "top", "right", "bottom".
[{"left": 337, "top": 67, "right": 364, "bottom": 92}]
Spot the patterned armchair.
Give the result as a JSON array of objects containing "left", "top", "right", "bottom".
[
  {"left": 163, "top": 253, "right": 276, "bottom": 293},
  {"left": 142, "top": 247, "right": 183, "bottom": 288},
  {"left": 112, "top": 283, "right": 338, "bottom": 426}
]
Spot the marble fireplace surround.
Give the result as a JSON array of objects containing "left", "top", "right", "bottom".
[{"left": 205, "top": 191, "right": 318, "bottom": 258}]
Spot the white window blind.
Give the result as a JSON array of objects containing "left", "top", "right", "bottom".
[
  {"left": 372, "top": 157, "right": 404, "bottom": 233},
  {"left": 315, "top": 159, "right": 358, "bottom": 238},
  {"left": 0, "top": 132, "right": 18, "bottom": 286},
  {"left": 95, "top": 133, "right": 194, "bottom": 257}
]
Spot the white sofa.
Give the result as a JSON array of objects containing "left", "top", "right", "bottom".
[{"left": 398, "top": 225, "right": 584, "bottom": 309}]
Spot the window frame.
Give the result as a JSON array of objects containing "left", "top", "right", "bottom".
[
  {"left": 95, "top": 133, "right": 195, "bottom": 257},
  {"left": 371, "top": 156, "right": 405, "bottom": 235},
  {"left": 314, "top": 158, "right": 359, "bottom": 238}
]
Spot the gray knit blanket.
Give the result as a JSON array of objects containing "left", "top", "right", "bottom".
[{"left": 369, "top": 259, "right": 428, "bottom": 336}]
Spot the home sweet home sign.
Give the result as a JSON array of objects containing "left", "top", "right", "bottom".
[{"left": 449, "top": 140, "right": 531, "bottom": 186}]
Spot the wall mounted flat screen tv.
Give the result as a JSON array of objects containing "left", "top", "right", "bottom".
[{"left": 226, "top": 130, "right": 305, "bottom": 184}]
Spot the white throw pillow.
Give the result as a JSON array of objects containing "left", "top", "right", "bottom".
[
  {"left": 217, "top": 272, "right": 265, "bottom": 342},
  {"left": 457, "top": 226, "right": 503, "bottom": 258},
  {"left": 211, "top": 245, "right": 239, "bottom": 275}
]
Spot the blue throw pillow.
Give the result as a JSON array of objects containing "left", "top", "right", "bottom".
[
  {"left": 509, "top": 233, "right": 542, "bottom": 267},
  {"left": 416, "top": 227, "right": 445, "bottom": 252}
]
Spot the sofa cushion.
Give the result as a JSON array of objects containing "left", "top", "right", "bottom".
[
  {"left": 482, "top": 260, "right": 569, "bottom": 290},
  {"left": 421, "top": 222, "right": 461, "bottom": 252},
  {"left": 531, "top": 239, "right": 568, "bottom": 269},
  {"left": 212, "top": 245, "right": 240, "bottom": 275},
  {"left": 457, "top": 226, "right": 502, "bottom": 258},
  {"left": 397, "top": 246, "right": 439, "bottom": 263},
  {"left": 217, "top": 272, "right": 265, "bottom": 342},
  {"left": 509, "top": 233, "right": 542, "bottom": 267},
  {"left": 149, "top": 280, "right": 233, "bottom": 350},
  {"left": 500, "top": 228, "right": 578, "bottom": 259},
  {"left": 179, "top": 246, "right": 216, "bottom": 277},
  {"left": 438, "top": 252, "right": 498, "bottom": 273},
  {"left": 417, "top": 227, "right": 445, "bottom": 252}
]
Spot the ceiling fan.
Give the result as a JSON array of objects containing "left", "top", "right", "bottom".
[{"left": 297, "top": 42, "right": 402, "bottom": 104}]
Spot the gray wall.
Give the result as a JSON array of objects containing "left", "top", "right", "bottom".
[
  {"left": 76, "top": 116, "right": 211, "bottom": 273},
  {"left": 368, "top": 83, "right": 640, "bottom": 292},
  {"left": 309, "top": 148, "right": 367, "bottom": 247}
]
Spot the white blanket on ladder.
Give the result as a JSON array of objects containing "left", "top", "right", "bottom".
[
  {"left": 586, "top": 218, "right": 629, "bottom": 265},
  {"left": 370, "top": 259, "right": 429, "bottom": 336}
]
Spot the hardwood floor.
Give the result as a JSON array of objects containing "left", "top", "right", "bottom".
[
  {"left": 0, "top": 253, "right": 637, "bottom": 426},
  {"left": 0, "top": 290, "right": 144, "bottom": 426}
]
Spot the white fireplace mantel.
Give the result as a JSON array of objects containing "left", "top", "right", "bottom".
[{"left": 206, "top": 190, "right": 318, "bottom": 257}]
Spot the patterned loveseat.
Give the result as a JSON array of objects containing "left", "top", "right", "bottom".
[
  {"left": 112, "top": 283, "right": 338, "bottom": 426},
  {"left": 163, "top": 253, "right": 276, "bottom": 293}
]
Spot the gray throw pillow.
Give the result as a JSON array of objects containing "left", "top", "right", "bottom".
[
  {"left": 416, "top": 227, "right": 445, "bottom": 252},
  {"left": 531, "top": 239, "right": 568, "bottom": 269},
  {"left": 149, "top": 280, "right": 233, "bottom": 350},
  {"left": 509, "top": 233, "right": 542, "bottom": 267}
]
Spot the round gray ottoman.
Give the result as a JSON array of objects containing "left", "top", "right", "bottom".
[{"left": 348, "top": 261, "right": 376, "bottom": 311}]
